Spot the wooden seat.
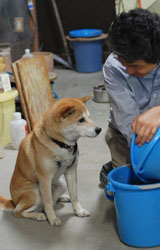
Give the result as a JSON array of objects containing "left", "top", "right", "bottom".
[{"left": 12, "top": 55, "right": 54, "bottom": 132}]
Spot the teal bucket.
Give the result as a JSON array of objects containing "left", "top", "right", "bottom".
[{"left": 105, "top": 165, "right": 160, "bottom": 247}]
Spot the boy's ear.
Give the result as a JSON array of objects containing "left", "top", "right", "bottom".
[
  {"left": 78, "top": 95, "right": 93, "bottom": 103},
  {"left": 60, "top": 106, "right": 75, "bottom": 119}
]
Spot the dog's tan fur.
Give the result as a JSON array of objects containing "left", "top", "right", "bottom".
[{"left": 0, "top": 96, "right": 101, "bottom": 226}]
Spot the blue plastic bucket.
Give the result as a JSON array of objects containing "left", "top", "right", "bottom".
[
  {"left": 131, "top": 128, "right": 160, "bottom": 183},
  {"left": 105, "top": 165, "right": 160, "bottom": 247},
  {"left": 72, "top": 40, "right": 103, "bottom": 73}
]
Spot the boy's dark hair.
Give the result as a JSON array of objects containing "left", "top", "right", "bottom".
[{"left": 107, "top": 8, "right": 160, "bottom": 63}]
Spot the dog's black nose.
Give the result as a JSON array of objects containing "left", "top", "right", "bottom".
[{"left": 95, "top": 127, "right": 102, "bottom": 135}]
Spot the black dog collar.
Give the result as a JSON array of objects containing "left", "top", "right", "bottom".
[{"left": 51, "top": 137, "right": 77, "bottom": 155}]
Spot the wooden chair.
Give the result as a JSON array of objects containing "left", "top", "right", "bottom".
[{"left": 12, "top": 55, "right": 54, "bottom": 132}]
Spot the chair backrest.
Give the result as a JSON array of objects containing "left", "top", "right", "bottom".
[{"left": 12, "top": 55, "right": 54, "bottom": 132}]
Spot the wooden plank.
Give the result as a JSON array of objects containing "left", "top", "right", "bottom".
[
  {"left": 12, "top": 61, "right": 32, "bottom": 132},
  {"left": 17, "top": 55, "right": 54, "bottom": 128}
]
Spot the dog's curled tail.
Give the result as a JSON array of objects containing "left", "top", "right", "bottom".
[{"left": 0, "top": 195, "right": 15, "bottom": 211}]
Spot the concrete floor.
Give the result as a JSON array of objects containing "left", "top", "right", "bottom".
[{"left": 0, "top": 67, "right": 157, "bottom": 250}]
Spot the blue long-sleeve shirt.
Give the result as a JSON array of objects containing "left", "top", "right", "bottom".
[{"left": 103, "top": 53, "right": 160, "bottom": 145}]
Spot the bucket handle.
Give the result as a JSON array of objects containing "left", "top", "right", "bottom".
[{"left": 104, "top": 182, "right": 115, "bottom": 201}]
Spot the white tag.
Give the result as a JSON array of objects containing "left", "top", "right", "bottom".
[{"left": 0, "top": 73, "right": 11, "bottom": 92}]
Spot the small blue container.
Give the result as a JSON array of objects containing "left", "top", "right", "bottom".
[
  {"left": 105, "top": 165, "right": 160, "bottom": 247},
  {"left": 131, "top": 128, "right": 160, "bottom": 183},
  {"left": 72, "top": 40, "right": 103, "bottom": 73}
]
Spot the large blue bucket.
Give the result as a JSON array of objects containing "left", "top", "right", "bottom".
[
  {"left": 72, "top": 40, "right": 102, "bottom": 73},
  {"left": 105, "top": 165, "right": 160, "bottom": 247}
]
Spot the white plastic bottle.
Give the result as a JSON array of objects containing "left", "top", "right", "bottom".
[
  {"left": 22, "top": 49, "right": 33, "bottom": 58},
  {"left": 10, "top": 112, "right": 27, "bottom": 150}
]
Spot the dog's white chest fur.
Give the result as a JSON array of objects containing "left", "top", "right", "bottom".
[{"left": 43, "top": 147, "right": 79, "bottom": 181}]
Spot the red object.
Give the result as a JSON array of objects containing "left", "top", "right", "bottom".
[
  {"left": 138, "top": 0, "right": 142, "bottom": 8},
  {"left": 25, "top": 125, "right": 28, "bottom": 135}
]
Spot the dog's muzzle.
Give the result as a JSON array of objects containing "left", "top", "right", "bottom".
[{"left": 95, "top": 127, "right": 102, "bottom": 135}]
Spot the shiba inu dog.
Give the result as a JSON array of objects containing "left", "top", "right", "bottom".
[{"left": 0, "top": 96, "right": 101, "bottom": 226}]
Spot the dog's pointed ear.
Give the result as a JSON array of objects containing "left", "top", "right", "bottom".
[
  {"left": 78, "top": 95, "right": 92, "bottom": 103},
  {"left": 61, "top": 106, "right": 76, "bottom": 119}
]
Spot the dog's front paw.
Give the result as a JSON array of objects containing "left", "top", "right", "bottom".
[
  {"left": 36, "top": 212, "right": 47, "bottom": 221},
  {"left": 57, "top": 195, "right": 70, "bottom": 203},
  {"left": 76, "top": 208, "right": 90, "bottom": 217},
  {"left": 49, "top": 216, "right": 62, "bottom": 226}
]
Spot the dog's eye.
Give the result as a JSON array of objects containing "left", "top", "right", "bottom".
[{"left": 78, "top": 118, "right": 85, "bottom": 123}]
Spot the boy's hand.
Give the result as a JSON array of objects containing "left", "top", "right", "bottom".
[{"left": 131, "top": 106, "right": 160, "bottom": 146}]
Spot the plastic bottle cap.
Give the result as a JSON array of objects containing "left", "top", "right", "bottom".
[
  {"left": 25, "top": 49, "right": 30, "bottom": 54},
  {"left": 14, "top": 112, "right": 21, "bottom": 120}
]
